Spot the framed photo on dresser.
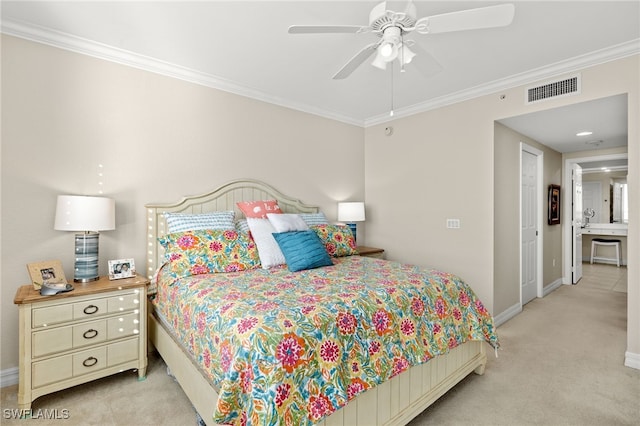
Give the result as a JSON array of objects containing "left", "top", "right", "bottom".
[
  {"left": 27, "top": 260, "right": 67, "bottom": 290},
  {"left": 108, "top": 258, "right": 135, "bottom": 280}
]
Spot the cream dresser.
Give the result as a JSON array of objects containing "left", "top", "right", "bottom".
[{"left": 13, "top": 275, "right": 149, "bottom": 411}]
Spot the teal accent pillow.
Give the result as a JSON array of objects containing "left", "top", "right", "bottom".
[{"left": 272, "top": 230, "right": 333, "bottom": 272}]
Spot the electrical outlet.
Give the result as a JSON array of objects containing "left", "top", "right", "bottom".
[{"left": 446, "top": 219, "right": 461, "bottom": 229}]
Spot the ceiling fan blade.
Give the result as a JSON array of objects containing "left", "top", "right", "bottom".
[
  {"left": 288, "top": 25, "right": 368, "bottom": 34},
  {"left": 415, "top": 3, "right": 515, "bottom": 34},
  {"left": 404, "top": 42, "right": 442, "bottom": 77},
  {"left": 333, "top": 43, "right": 379, "bottom": 80}
]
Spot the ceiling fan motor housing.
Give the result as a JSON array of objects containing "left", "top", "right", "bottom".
[{"left": 369, "top": 1, "right": 417, "bottom": 33}]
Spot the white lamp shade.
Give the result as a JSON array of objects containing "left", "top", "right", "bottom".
[
  {"left": 338, "top": 202, "right": 366, "bottom": 222},
  {"left": 54, "top": 195, "right": 116, "bottom": 232}
]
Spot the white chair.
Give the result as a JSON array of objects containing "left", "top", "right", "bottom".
[{"left": 590, "top": 238, "right": 622, "bottom": 267}]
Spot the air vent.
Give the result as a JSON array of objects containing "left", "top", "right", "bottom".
[{"left": 525, "top": 74, "right": 581, "bottom": 104}]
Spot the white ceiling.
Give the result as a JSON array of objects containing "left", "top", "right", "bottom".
[
  {"left": 498, "top": 93, "right": 629, "bottom": 153},
  {"left": 2, "top": 1, "right": 639, "bottom": 155}
]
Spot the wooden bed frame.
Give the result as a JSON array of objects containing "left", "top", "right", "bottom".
[{"left": 145, "top": 179, "right": 487, "bottom": 426}]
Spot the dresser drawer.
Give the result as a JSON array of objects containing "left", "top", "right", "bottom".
[
  {"left": 73, "top": 347, "right": 107, "bottom": 376},
  {"left": 32, "top": 304, "right": 73, "bottom": 328},
  {"left": 32, "top": 319, "right": 109, "bottom": 357},
  {"left": 72, "top": 320, "right": 107, "bottom": 349},
  {"left": 107, "top": 313, "right": 140, "bottom": 339},
  {"left": 32, "top": 355, "right": 73, "bottom": 388},
  {"left": 73, "top": 298, "right": 108, "bottom": 320},
  {"left": 32, "top": 327, "right": 73, "bottom": 358},
  {"left": 107, "top": 291, "right": 142, "bottom": 313},
  {"left": 31, "top": 338, "right": 139, "bottom": 390},
  {"left": 107, "top": 338, "right": 139, "bottom": 366}
]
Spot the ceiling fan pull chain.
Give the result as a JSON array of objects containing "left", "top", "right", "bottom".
[
  {"left": 390, "top": 65, "right": 395, "bottom": 117},
  {"left": 400, "top": 34, "right": 406, "bottom": 73}
]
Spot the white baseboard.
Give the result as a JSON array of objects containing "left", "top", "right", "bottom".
[
  {"left": 543, "top": 278, "right": 563, "bottom": 296},
  {"left": 1, "top": 367, "right": 19, "bottom": 388},
  {"left": 624, "top": 351, "right": 640, "bottom": 370},
  {"left": 495, "top": 278, "right": 567, "bottom": 327},
  {"left": 494, "top": 302, "right": 522, "bottom": 327}
]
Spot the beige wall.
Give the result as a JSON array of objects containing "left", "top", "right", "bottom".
[
  {"left": 365, "top": 55, "right": 639, "bottom": 364},
  {"left": 493, "top": 122, "right": 563, "bottom": 316},
  {"left": 1, "top": 35, "right": 365, "bottom": 371}
]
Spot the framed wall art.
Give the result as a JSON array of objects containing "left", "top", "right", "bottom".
[
  {"left": 108, "top": 258, "right": 136, "bottom": 280},
  {"left": 548, "top": 184, "right": 561, "bottom": 225},
  {"left": 27, "top": 260, "right": 67, "bottom": 290}
]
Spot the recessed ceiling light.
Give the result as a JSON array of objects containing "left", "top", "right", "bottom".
[{"left": 576, "top": 131, "right": 593, "bottom": 136}]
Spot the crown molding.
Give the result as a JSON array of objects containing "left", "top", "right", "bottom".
[{"left": 3, "top": 18, "right": 638, "bottom": 129}]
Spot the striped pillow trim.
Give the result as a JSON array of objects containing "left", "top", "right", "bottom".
[{"left": 165, "top": 211, "right": 235, "bottom": 233}]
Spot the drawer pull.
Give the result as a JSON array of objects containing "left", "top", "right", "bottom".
[
  {"left": 82, "top": 356, "right": 98, "bottom": 367},
  {"left": 83, "top": 329, "right": 99, "bottom": 339},
  {"left": 83, "top": 305, "right": 99, "bottom": 315}
]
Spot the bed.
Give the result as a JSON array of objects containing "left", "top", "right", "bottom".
[{"left": 145, "top": 179, "right": 498, "bottom": 426}]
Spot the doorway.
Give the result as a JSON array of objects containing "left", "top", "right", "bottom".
[{"left": 563, "top": 153, "right": 628, "bottom": 283}]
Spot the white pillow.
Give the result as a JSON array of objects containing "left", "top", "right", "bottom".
[
  {"left": 246, "top": 218, "right": 286, "bottom": 269},
  {"left": 267, "top": 213, "right": 309, "bottom": 233}
]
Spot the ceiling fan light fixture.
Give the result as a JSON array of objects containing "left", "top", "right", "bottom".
[
  {"left": 375, "top": 26, "right": 402, "bottom": 63},
  {"left": 371, "top": 52, "right": 388, "bottom": 70},
  {"left": 379, "top": 41, "right": 397, "bottom": 59},
  {"left": 399, "top": 44, "right": 415, "bottom": 64}
]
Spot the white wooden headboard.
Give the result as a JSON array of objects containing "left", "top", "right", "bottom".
[{"left": 144, "top": 179, "right": 319, "bottom": 279}]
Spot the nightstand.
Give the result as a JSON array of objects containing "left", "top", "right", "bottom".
[
  {"left": 357, "top": 246, "right": 385, "bottom": 259},
  {"left": 13, "top": 275, "right": 149, "bottom": 411}
]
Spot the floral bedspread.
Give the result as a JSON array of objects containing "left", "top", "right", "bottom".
[{"left": 152, "top": 256, "right": 498, "bottom": 426}]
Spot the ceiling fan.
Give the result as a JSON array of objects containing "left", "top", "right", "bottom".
[{"left": 288, "top": 1, "right": 515, "bottom": 79}]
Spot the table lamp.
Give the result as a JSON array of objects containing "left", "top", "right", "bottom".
[
  {"left": 54, "top": 195, "right": 115, "bottom": 282},
  {"left": 338, "top": 201, "right": 365, "bottom": 243}
]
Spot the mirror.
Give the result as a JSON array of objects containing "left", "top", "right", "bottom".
[
  {"left": 579, "top": 157, "right": 627, "bottom": 224},
  {"left": 611, "top": 179, "right": 628, "bottom": 223}
]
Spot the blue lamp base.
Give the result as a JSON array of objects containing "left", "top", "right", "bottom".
[
  {"left": 346, "top": 222, "right": 357, "bottom": 243},
  {"left": 74, "top": 232, "right": 100, "bottom": 282}
]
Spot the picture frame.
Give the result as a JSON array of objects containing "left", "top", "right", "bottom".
[
  {"left": 27, "top": 260, "right": 67, "bottom": 290},
  {"left": 548, "top": 184, "right": 561, "bottom": 225},
  {"left": 108, "top": 258, "right": 136, "bottom": 280}
]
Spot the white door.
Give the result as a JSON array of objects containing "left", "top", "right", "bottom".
[
  {"left": 572, "top": 164, "right": 583, "bottom": 283},
  {"left": 521, "top": 150, "right": 538, "bottom": 304}
]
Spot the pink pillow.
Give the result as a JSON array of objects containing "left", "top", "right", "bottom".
[{"left": 237, "top": 200, "right": 282, "bottom": 218}]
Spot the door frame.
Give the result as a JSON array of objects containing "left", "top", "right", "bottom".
[
  {"left": 562, "top": 153, "right": 628, "bottom": 284},
  {"left": 520, "top": 143, "right": 544, "bottom": 304}
]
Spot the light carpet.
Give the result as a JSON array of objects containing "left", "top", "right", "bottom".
[{"left": 2, "top": 263, "right": 638, "bottom": 425}]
